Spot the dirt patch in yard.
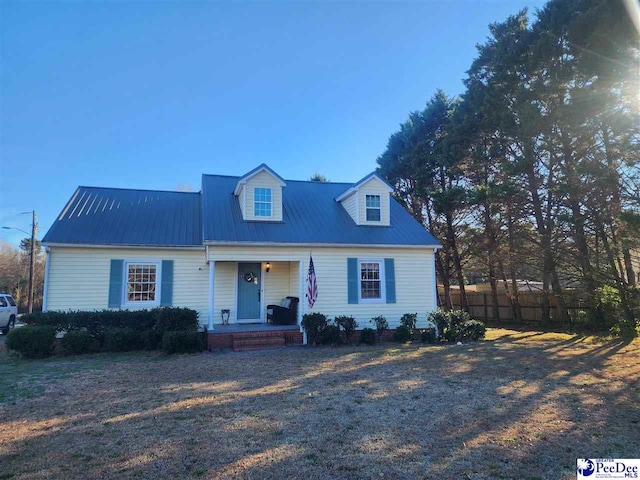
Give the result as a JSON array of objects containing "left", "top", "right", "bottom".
[{"left": 0, "top": 329, "right": 638, "bottom": 479}]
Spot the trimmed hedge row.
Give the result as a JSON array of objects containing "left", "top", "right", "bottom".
[
  {"left": 22, "top": 307, "right": 198, "bottom": 345},
  {"left": 7, "top": 307, "right": 203, "bottom": 358},
  {"left": 6, "top": 326, "right": 204, "bottom": 358}
]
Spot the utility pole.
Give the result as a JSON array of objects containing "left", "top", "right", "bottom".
[
  {"left": 27, "top": 211, "right": 37, "bottom": 314},
  {"left": 2, "top": 210, "right": 38, "bottom": 313}
]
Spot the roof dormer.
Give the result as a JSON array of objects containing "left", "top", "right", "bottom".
[
  {"left": 234, "top": 164, "right": 286, "bottom": 222},
  {"left": 336, "top": 172, "right": 393, "bottom": 226}
]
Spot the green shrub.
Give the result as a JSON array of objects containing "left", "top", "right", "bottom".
[
  {"left": 61, "top": 330, "right": 94, "bottom": 355},
  {"left": 360, "top": 328, "right": 376, "bottom": 345},
  {"left": 335, "top": 315, "right": 358, "bottom": 343},
  {"left": 152, "top": 307, "right": 199, "bottom": 335},
  {"left": 370, "top": 315, "right": 388, "bottom": 339},
  {"left": 445, "top": 310, "right": 471, "bottom": 342},
  {"left": 103, "top": 328, "right": 142, "bottom": 352},
  {"left": 610, "top": 318, "right": 640, "bottom": 338},
  {"left": 420, "top": 328, "right": 437, "bottom": 344},
  {"left": 301, "top": 313, "right": 329, "bottom": 346},
  {"left": 161, "top": 331, "right": 203, "bottom": 354},
  {"left": 428, "top": 309, "right": 478, "bottom": 342},
  {"left": 400, "top": 313, "right": 417, "bottom": 330},
  {"left": 392, "top": 325, "right": 413, "bottom": 343},
  {"left": 460, "top": 320, "right": 486, "bottom": 341},
  {"left": 6, "top": 326, "right": 57, "bottom": 358},
  {"left": 140, "top": 330, "right": 162, "bottom": 350},
  {"left": 428, "top": 310, "right": 449, "bottom": 339},
  {"left": 320, "top": 325, "right": 343, "bottom": 345}
]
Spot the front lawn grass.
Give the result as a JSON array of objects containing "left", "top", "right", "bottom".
[{"left": 0, "top": 329, "right": 638, "bottom": 479}]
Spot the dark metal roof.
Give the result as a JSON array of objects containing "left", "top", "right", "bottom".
[
  {"left": 42, "top": 186, "right": 202, "bottom": 246},
  {"left": 44, "top": 175, "right": 439, "bottom": 247},
  {"left": 202, "top": 175, "right": 439, "bottom": 246}
]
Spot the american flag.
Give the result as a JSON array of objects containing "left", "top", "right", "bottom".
[{"left": 307, "top": 254, "right": 318, "bottom": 308}]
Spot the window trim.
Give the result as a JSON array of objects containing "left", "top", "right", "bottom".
[
  {"left": 365, "top": 194, "right": 381, "bottom": 222},
  {"left": 358, "top": 258, "right": 386, "bottom": 304},
  {"left": 253, "top": 187, "right": 273, "bottom": 218},
  {"left": 122, "top": 260, "right": 162, "bottom": 308}
]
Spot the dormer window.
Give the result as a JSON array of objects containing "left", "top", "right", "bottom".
[
  {"left": 366, "top": 195, "right": 381, "bottom": 221},
  {"left": 234, "top": 164, "right": 285, "bottom": 221},
  {"left": 336, "top": 173, "right": 392, "bottom": 226},
  {"left": 254, "top": 187, "right": 272, "bottom": 217}
]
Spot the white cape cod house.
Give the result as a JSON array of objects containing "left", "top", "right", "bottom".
[{"left": 42, "top": 164, "right": 441, "bottom": 349}]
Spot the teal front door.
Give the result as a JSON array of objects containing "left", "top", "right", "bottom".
[{"left": 237, "top": 263, "right": 262, "bottom": 322}]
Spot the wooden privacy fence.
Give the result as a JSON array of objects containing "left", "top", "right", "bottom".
[{"left": 439, "top": 289, "right": 588, "bottom": 326}]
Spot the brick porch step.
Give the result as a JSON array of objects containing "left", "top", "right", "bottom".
[{"left": 232, "top": 335, "right": 286, "bottom": 352}]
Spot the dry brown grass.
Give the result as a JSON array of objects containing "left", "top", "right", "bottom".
[{"left": 1, "top": 329, "right": 638, "bottom": 479}]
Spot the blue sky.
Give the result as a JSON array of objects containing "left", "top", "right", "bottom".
[{"left": 1, "top": 0, "right": 546, "bottom": 245}]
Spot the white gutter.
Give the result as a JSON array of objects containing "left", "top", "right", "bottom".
[
  {"left": 203, "top": 241, "right": 442, "bottom": 250},
  {"left": 42, "top": 243, "right": 205, "bottom": 250}
]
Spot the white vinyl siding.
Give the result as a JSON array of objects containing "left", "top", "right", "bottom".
[
  {"left": 340, "top": 192, "right": 358, "bottom": 224},
  {"left": 243, "top": 171, "right": 283, "bottom": 221},
  {"left": 213, "top": 261, "right": 236, "bottom": 324},
  {"left": 46, "top": 245, "right": 436, "bottom": 330},
  {"left": 238, "top": 185, "right": 246, "bottom": 217},
  {"left": 208, "top": 245, "right": 436, "bottom": 328},
  {"left": 263, "top": 261, "right": 291, "bottom": 318},
  {"left": 46, "top": 247, "right": 210, "bottom": 327}
]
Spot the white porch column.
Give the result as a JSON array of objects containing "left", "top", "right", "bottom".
[
  {"left": 432, "top": 249, "right": 439, "bottom": 312},
  {"left": 431, "top": 249, "right": 439, "bottom": 337},
  {"left": 208, "top": 260, "right": 215, "bottom": 332}
]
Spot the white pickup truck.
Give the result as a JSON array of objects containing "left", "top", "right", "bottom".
[{"left": 0, "top": 293, "right": 18, "bottom": 335}]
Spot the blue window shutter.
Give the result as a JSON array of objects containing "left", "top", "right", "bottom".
[
  {"left": 161, "top": 260, "right": 174, "bottom": 306},
  {"left": 108, "top": 260, "right": 124, "bottom": 308},
  {"left": 385, "top": 258, "right": 396, "bottom": 304},
  {"left": 347, "top": 258, "right": 358, "bottom": 304}
]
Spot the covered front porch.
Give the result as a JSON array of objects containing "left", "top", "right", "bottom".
[{"left": 205, "top": 254, "right": 307, "bottom": 348}]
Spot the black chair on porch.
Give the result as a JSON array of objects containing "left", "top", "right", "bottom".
[{"left": 266, "top": 296, "right": 299, "bottom": 325}]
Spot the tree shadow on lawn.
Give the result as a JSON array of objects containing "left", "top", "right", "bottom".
[{"left": 0, "top": 333, "right": 638, "bottom": 480}]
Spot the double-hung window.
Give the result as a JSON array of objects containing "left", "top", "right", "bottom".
[
  {"left": 254, "top": 187, "right": 272, "bottom": 217},
  {"left": 359, "top": 260, "right": 384, "bottom": 302},
  {"left": 366, "top": 195, "right": 381, "bottom": 221},
  {"left": 124, "top": 261, "right": 160, "bottom": 306}
]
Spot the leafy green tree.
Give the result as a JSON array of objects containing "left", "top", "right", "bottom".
[
  {"left": 309, "top": 173, "right": 329, "bottom": 182},
  {"left": 378, "top": 91, "right": 470, "bottom": 311},
  {"left": 376, "top": 0, "right": 639, "bottom": 330}
]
